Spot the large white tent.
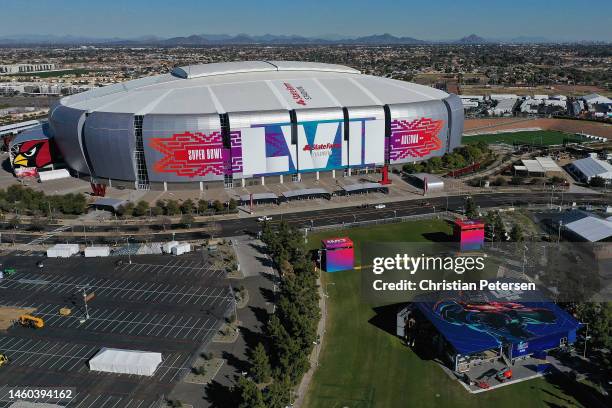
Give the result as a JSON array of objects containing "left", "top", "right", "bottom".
[{"left": 89, "top": 348, "right": 162, "bottom": 376}]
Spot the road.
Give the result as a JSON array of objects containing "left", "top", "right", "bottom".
[{"left": 0, "top": 192, "right": 608, "bottom": 245}]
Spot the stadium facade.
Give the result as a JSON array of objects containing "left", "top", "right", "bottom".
[{"left": 17, "top": 61, "right": 463, "bottom": 190}]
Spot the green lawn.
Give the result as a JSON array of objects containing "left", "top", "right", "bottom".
[
  {"left": 462, "top": 130, "right": 586, "bottom": 146},
  {"left": 303, "top": 220, "right": 586, "bottom": 408}
]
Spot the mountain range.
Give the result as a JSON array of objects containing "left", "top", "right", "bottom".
[{"left": 0, "top": 33, "right": 604, "bottom": 46}]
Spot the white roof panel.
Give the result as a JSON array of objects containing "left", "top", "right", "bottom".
[
  {"left": 172, "top": 61, "right": 276, "bottom": 79},
  {"left": 565, "top": 216, "right": 612, "bottom": 242},
  {"left": 318, "top": 78, "right": 378, "bottom": 106},
  {"left": 269, "top": 78, "right": 340, "bottom": 109},
  {"left": 268, "top": 60, "right": 360, "bottom": 74},
  {"left": 59, "top": 61, "right": 450, "bottom": 115},
  {"left": 148, "top": 87, "right": 218, "bottom": 114},
  {"left": 211, "top": 81, "right": 286, "bottom": 112},
  {"left": 571, "top": 157, "right": 612, "bottom": 179}
]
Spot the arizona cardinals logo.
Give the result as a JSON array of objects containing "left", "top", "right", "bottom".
[
  {"left": 389, "top": 118, "right": 444, "bottom": 161},
  {"left": 150, "top": 131, "right": 226, "bottom": 178},
  {"left": 12, "top": 140, "right": 52, "bottom": 168}
]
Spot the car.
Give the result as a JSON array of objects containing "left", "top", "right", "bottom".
[
  {"left": 257, "top": 216, "right": 272, "bottom": 222},
  {"left": 374, "top": 204, "right": 386, "bottom": 209}
]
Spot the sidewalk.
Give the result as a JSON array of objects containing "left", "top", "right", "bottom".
[{"left": 293, "top": 268, "right": 328, "bottom": 407}]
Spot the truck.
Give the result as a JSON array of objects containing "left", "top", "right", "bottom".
[{"left": 18, "top": 314, "right": 44, "bottom": 329}]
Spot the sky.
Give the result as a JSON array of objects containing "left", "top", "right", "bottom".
[{"left": 1, "top": 0, "right": 610, "bottom": 41}]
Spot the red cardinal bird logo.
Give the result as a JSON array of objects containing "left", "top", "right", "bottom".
[{"left": 12, "top": 140, "right": 52, "bottom": 168}]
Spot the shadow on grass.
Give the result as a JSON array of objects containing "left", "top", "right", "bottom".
[
  {"left": 204, "top": 380, "right": 238, "bottom": 408},
  {"left": 543, "top": 371, "right": 610, "bottom": 408},
  {"left": 368, "top": 304, "right": 438, "bottom": 362}
]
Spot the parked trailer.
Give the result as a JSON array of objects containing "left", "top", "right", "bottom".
[
  {"left": 171, "top": 243, "right": 191, "bottom": 256},
  {"left": 162, "top": 241, "right": 179, "bottom": 254},
  {"left": 38, "top": 168, "right": 71, "bottom": 182},
  {"left": 84, "top": 246, "right": 110, "bottom": 257},
  {"left": 46, "top": 244, "right": 79, "bottom": 258}
]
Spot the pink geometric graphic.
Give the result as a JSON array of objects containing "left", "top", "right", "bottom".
[
  {"left": 389, "top": 117, "right": 444, "bottom": 161},
  {"left": 150, "top": 131, "right": 225, "bottom": 177}
]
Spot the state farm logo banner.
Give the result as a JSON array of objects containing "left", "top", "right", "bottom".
[
  {"left": 389, "top": 117, "right": 444, "bottom": 162},
  {"left": 150, "top": 131, "right": 226, "bottom": 178}
]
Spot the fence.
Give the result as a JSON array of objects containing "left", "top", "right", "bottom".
[{"left": 307, "top": 211, "right": 455, "bottom": 233}]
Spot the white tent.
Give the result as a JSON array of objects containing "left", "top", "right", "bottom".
[{"left": 89, "top": 348, "right": 162, "bottom": 376}]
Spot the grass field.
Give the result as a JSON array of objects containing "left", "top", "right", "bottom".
[
  {"left": 303, "top": 220, "right": 588, "bottom": 408},
  {"left": 462, "top": 130, "right": 586, "bottom": 146}
]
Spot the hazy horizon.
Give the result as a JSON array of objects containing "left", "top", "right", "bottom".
[{"left": 1, "top": 0, "right": 610, "bottom": 42}]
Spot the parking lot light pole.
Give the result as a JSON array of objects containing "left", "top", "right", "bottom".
[{"left": 126, "top": 236, "right": 132, "bottom": 264}]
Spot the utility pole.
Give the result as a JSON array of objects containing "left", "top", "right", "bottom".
[
  {"left": 77, "top": 285, "right": 91, "bottom": 323},
  {"left": 583, "top": 323, "right": 590, "bottom": 358},
  {"left": 126, "top": 236, "right": 132, "bottom": 264},
  {"left": 558, "top": 220, "right": 563, "bottom": 243}
]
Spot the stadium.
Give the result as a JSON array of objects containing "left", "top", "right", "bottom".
[{"left": 10, "top": 61, "right": 463, "bottom": 190}]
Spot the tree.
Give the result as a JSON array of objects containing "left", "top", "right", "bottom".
[
  {"left": 133, "top": 200, "right": 149, "bottom": 217},
  {"left": 123, "top": 201, "right": 135, "bottom": 216},
  {"left": 197, "top": 199, "right": 208, "bottom": 214},
  {"left": 575, "top": 303, "right": 611, "bottom": 350},
  {"left": 228, "top": 198, "right": 238, "bottom": 211},
  {"left": 180, "top": 199, "right": 195, "bottom": 214},
  {"left": 510, "top": 224, "right": 524, "bottom": 242},
  {"left": 493, "top": 176, "right": 507, "bottom": 186},
  {"left": 29, "top": 216, "right": 45, "bottom": 231},
  {"left": 465, "top": 196, "right": 478, "bottom": 218},
  {"left": 235, "top": 377, "right": 266, "bottom": 408},
  {"left": 165, "top": 200, "right": 180, "bottom": 215},
  {"left": 157, "top": 216, "right": 172, "bottom": 231},
  {"left": 151, "top": 206, "right": 163, "bottom": 216},
  {"left": 250, "top": 343, "right": 272, "bottom": 384},
  {"left": 8, "top": 216, "right": 20, "bottom": 229},
  {"left": 265, "top": 375, "right": 292, "bottom": 408},
  {"left": 511, "top": 175, "right": 523, "bottom": 185},
  {"left": 180, "top": 213, "right": 195, "bottom": 228},
  {"left": 589, "top": 176, "right": 606, "bottom": 188},
  {"left": 213, "top": 200, "right": 224, "bottom": 213}
]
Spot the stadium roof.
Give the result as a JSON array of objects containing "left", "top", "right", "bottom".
[
  {"left": 570, "top": 157, "right": 612, "bottom": 180},
  {"left": 58, "top": 61, "right": 449, "bottom": 115}
]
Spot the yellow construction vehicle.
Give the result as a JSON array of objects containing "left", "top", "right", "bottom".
[
  {"left": 0, "top": 354, "right": 8, "bottom": 367},
  {"left": 18, "top": 314, "right": 44, "bottom": 329}
]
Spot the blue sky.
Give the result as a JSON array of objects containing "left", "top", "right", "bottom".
[{"left": 1, "top": 0, "right": 610, "bottom": 41}]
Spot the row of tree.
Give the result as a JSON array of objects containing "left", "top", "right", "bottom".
[
  {"left": 402, "top": 141, "right": 490, "bottom": 174},
  {"left": 0, "top": 184, "right": 87, "bottom": 216},
  {"left": 233, "top": 221, "right": 320, "bottom": 407},
  {"left": 115, "top": 198, "right": 238, "bottom": 217}
]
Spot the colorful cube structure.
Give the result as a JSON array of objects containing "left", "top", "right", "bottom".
[
  {"left": 321, "top": 237, "right": 355, "bottom": 272},
  {"left": 453, "top": 219, "right": 485, "bottom": 251}
]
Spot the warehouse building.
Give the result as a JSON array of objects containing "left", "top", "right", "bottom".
[{"left": 566, "top": 157, "right": 612, "bottom": 184}]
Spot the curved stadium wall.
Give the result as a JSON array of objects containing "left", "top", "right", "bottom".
[{"left": 47, "top": 61, "right": 464, "bottom": 190}]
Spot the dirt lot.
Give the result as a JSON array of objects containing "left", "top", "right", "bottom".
[
  {"left": 0, "top": 307, "right": 35, "bottom": 330},
  {"left": 465, "top": 118, "right": 612, "bottom": 139}
]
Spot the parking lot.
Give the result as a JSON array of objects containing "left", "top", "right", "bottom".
[{"left": 0, "top": 252, "right": 233, "bottom": 407}]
